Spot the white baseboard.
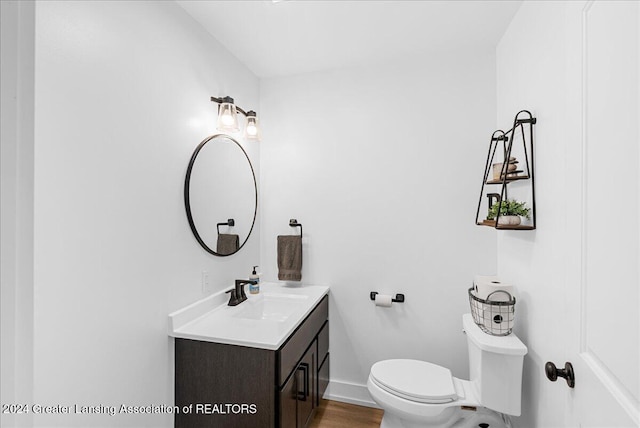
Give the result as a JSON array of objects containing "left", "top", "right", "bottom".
[{"left": 322, "top": 379, "right": 380, "bottom": 409}]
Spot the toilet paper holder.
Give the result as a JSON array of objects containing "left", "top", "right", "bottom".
[{"left": 370, "top": 292, "right": 405, "bottom": 303}]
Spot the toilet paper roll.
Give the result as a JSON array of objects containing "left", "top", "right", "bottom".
[
  {"left": 474, "top": 278, "right": 514, "bottom": 302},
  {"left": 474, "top": 275, "right": 500, "bottom": 285},
  {"left": 374, "top": 294, "right": 393, "bottom": 307}
]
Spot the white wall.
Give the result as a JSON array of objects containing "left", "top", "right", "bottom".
[
  {"left": 260, "top": 52, "right": 498, "bottom": 404},
  {"left": 29, "top": 1, "right": 259, "bottom": 426}
]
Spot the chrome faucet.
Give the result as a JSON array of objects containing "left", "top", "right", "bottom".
[{"left": 226, "top": 279, "right": 258, "bottom": 306}]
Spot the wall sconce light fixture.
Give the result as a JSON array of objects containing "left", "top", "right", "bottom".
[
  {"left": 211, "top": 96, "right": 260, "bottom": 141},
  {"left": 244, "top": 110, "right": 260, "bottom": 141}
]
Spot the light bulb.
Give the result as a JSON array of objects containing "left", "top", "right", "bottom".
[
  {"left": 244, "top": 110, "right": 260, "bottom": 141},
  {"left": 244, "top": 111, "right": 260, "bottom": 141},
  {"left": 221, "top": 113, "right": 235, "bottom": 126},
  {"left": 216, "top": 97, "right": 239, "bottom": 132}
]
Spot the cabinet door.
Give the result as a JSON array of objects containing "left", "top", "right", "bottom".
[
  {"left": 279, "top": 371, "right": 297, "bottom": 428},
  {"left": 279, "top": 345, "right": 316, "bottom": 428},
  {"left": 297, "top": 345, "right": 316, "bottom": 428}
]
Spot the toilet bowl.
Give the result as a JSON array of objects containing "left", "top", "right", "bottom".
[{"left": 367, "top": 314, "right": 527, "bottom": 428}]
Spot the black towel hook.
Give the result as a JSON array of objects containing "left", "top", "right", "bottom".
[
  {"left": 289, "top": 219, "right": 302, "bottom": 238},
  {"left": 216, "top": 218, "right": 235, "bottom": 235}
]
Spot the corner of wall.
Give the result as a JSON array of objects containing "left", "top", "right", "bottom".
[{"left": 1, "top": 1, "right": 36, "bottom": 427}]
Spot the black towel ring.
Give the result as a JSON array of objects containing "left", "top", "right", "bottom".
[
  {"left": 289, "top": 219, "right": 302, "bottom": 238},
  {"left": 216, "top": 218, "right": 235, "bottom": 235}
]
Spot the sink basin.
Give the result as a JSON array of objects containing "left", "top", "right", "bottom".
[
  {"left": 168, "top": 282, "right": 329, "bottom": 350},
  {"left": 233, "top": 293, "right": 309, "bottom": 322}
]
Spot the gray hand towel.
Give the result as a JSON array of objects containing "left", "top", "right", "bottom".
[
  {"left": 217, "top": 233, "right": 239, "bottom": 255},
  {"left": 277, "top": 235, "right": 302, "bottom": 281}
]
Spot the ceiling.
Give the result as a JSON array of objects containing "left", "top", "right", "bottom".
[{"left": 177, "top": 0, "right": 522, "bottom": 79}]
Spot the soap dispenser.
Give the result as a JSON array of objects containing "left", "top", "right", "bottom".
[{"left": 249, "top": 266, "right": 260, "bottom": 294}]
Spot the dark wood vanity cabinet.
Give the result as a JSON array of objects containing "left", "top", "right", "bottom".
[{"left": 175, "top": 295, "right": 329, "bottom": 428}]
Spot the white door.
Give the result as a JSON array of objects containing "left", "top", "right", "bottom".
[{"left": 564, "top": 1, "right": 640, "bottom": 427}]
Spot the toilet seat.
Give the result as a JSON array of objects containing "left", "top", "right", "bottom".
[{"left": 370, "top": 359, "right": 458, "bottom": 404}]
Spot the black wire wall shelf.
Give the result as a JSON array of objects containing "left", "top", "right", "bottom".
[{"left": 475, "top": 110, "right": 537, "bottom": 231}]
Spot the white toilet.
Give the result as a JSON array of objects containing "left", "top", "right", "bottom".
[{"left": 367, "top": 314, "right": 527, "bottom": 428}]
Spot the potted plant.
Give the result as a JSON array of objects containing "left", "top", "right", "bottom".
[{"left": 487, "top": 199, "right": 531, "bottom": 226}]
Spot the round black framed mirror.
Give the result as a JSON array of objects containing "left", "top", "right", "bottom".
[{"left": 184, "top": 134, "right": 257, "bottom": 256}]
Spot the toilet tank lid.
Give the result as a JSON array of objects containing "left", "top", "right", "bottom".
[{"left": 463, "top": 314, "right": 528, "bottom": 356}]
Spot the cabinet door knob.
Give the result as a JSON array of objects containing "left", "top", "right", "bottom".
[{"left": 545, "top": 361, "right": 575, "bottom": 388}]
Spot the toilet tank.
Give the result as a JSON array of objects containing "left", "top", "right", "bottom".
[{"left": 462, "top": 314, "right": 527, "bottom": 416}]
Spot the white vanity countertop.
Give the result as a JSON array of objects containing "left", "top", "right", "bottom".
[{"left": 168, "top": 282, "right": 330, "bottom": 350}]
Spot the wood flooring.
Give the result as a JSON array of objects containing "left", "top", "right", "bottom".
[{"left": 309, "top": 399, "right": 383, "bottom": 428}]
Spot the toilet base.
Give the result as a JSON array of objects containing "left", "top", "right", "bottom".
[{"left": 379, "top": 406, "right": 512, "bottom": 428}]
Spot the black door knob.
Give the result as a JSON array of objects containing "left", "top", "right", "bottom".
[{"left": 545, "top": 361, "right": 575, "bottom": 388}]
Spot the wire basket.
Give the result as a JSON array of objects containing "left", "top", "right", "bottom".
[{"left": 468, "top": 287, "right": 516, "bottom": 336}]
